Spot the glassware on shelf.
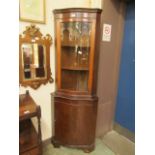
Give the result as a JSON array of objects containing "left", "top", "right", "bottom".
[
  {"left": 80, "top": 52, "right": 88, "bottom": 68},
  {"left": 61, "top": 22, "right": 91, "bottom": 70},
  {"left": 73, "top": 45, "right": 78, "bottom": 67},
  {"left": 61, "top": 22, "right": 91, "bottom": 46}
]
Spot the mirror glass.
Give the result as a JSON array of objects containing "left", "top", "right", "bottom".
[{"left": 21, "top": 43, "right": 46, "bottom": 80}]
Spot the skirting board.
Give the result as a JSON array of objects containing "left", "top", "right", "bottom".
[
  {"left": 114, "top": 122, "right": 135, "bottom": 142},
  {"left": 42, "top": 138, "right": 51, "bottom": 147}
]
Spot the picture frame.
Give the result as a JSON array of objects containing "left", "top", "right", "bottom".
[{"left": 19, "top": 0, "right": 46, "bottom": 24}]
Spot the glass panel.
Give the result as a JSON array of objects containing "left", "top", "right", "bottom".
[
  {"left": 60, "top": 21, "right": 92, "bottom": 91},
  {"left": 22, "top": 44, "right": 33, "bottom": 79},
  {"left": 35, "top": 44, "right": 45, "bottom": 78},
  {"left": 61, "top": 70, "right": 89, "bottom": 91},
  {"left": 22, "top": 43, "right": 46, "bottom": 80}
]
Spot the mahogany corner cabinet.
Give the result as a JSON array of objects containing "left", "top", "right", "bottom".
[{"left": 51, "top": 8, "right": 102, "bottom": 152}]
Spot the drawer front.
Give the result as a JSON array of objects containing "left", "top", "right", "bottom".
[{"left": 20, "top": 147, "right": 41, "bottom": 155}]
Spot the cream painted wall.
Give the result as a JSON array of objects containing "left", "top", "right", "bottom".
[
  {"left": 19, "top": 0, "right": 101, "bottom": 141},
  {"left": 90, "top": 0, "right": 102, "bottom": 8}
]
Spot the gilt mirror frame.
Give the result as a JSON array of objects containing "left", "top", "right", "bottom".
[{"left": 19, "top": 24, "right": 53, "bottom": 89}]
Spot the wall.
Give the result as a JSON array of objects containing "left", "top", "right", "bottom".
[
  {"left": 19, "top": 0, "right": 101, "bottom": 141},
  {"left": 115, "top": 2, "right": 135, "bottom": 132},
  {"left": 96, "top": 0, "right": 126, "bottom": 137}
]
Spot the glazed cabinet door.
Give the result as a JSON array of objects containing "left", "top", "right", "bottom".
[{"left": 56, "top": 20, "right": 96, "bottom": 93}]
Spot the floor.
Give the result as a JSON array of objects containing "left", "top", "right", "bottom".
[
  {"left": 101, "top": 131, "right": 135, "bottom": 155},
  {"left": 43, "top": 131, "right": 135, "bottom": 155}
]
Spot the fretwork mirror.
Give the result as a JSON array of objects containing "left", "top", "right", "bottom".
[{"left": 19, "top": 25, "right": 53, "bottom": 89}]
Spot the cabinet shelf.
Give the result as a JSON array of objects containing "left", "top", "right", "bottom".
[
  {"left": 19, "top": 120, "right": 40, "bottom": 153},
  {"left": 61, "top": 42, "right": 90, "bottom": 48},
  {"left": 61, "top": 66, "right": 89, "bottom": 71}
]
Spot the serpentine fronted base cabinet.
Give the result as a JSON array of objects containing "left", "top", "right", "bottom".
[
  {"left": 51, "top": 93, "right": 98, "bottom": 152},
  {"left": 52, "top": 8, "right": 102, "bottom": 152}
]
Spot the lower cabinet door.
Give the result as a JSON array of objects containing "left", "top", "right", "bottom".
[{"left": 54, "top": 98, "right": 97, "bottom": 146}]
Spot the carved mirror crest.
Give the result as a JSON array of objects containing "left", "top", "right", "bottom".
[{"left": 19, "top": 25, "right": 53, "bottom": 89}]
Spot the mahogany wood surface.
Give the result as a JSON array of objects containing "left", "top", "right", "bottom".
[
  {"left": 52, "top": 8, "right": 102, "bottom": 152},
  {"left": 19, "top": 91, "right": 42, "bottom": 155}
]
